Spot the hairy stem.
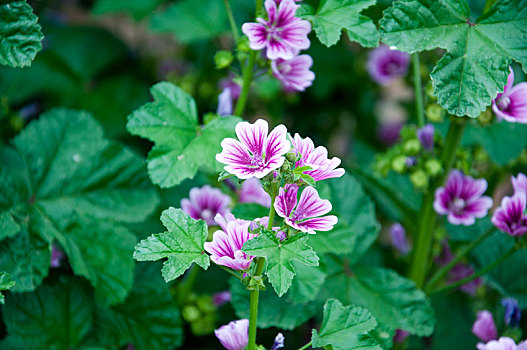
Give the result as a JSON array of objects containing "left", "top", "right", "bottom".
[
  {"left": 430, "top": 247, "right": 515, "bottom": 295},
  {"left": 412, "top": 53, "right": 425, "bottom": 128},
  {"left": 424, "top": 227, "right": 496, "bottom": 293},
  {"left": 409, "top": 118, "right": 467, "bottom": 288},
  {"left": 223, "top": 0, "right": 240, "bottom": 43}
]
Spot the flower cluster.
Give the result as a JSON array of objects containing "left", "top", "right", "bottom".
[
  {"left": 492, "top": 68, "right": 527, "bottom": 124},
  {"left": 242, "top": 0, "right": 315, "bottom": 91},
  {"left": 492, "top": 173, "right": 527, "bottom": 237}
]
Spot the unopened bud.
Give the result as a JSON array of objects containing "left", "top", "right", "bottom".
[
  {"left": 214, "top": 50, "right": 234, "bottom": 69},
  {"left": 411, "top": 169, "right": 429, "bottom": 189},
  {"left": 392, "top": 155, "right": 407, "bottom": 173},
  {"left": 425, "top": 159, "right": 442, "bottom": 176},
  {"left": 403, "top": 139, "right": 421, "bottom": 155},
  {"left": 426, "top": 104, "right": 444, "bottom": 122},
  {"left": 285, "top": 152, "right": 297, "bottom": 163}
]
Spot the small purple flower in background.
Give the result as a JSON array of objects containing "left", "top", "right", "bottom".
[
  {"left": 492, "top": 193, "right": 527, "bottom": 237},
  {"left": 271, "top": 333, "right": 285, "bottom": 350},
  {"left": 378, "top": 121, "right": 403, "bottom": 146},
  {"left": 405, "top": 156, "right": 417, "bottom": 168},
  {"left": 393, "top": 329, "right": 409, "bottom": 343},
  {"left": 50, "top": 245, "right": 64, "bottom": 268},
  {"left": 367, "top": 44, "right": 410, "bottom": 86},
  {"left": 502, "top": 298, "right": 521, "bottom": 327},
  {"left": 433, "top": 170, "right": 493, "bottom": 226},
  {"left": 512, "top": 173, "right": 527, "bottom": 195},
  {"left": 204, "top": 214, "right": 256, "bottom": 270},
  {"left": 435, "top": 240, "right": 454, "bottom": 266},
  {"left": 213, "top": 291, "right": 232, "bottom": 307},
  {"left": 217, "top": 88, "right": 233, "bottom": 116},
  {"left": 417, "top": 124, "right": 435, "bottom": 151},
  {"left": 477, "top": 337, "right": 527, "bottom": 350},
  {"left": 271, "top": 55, "right": 315, "bottom": 92},
  {"left": 472, "top": 310, "right": 498, "bottom": 342},
  {"left": 241, "top": 0, "right": 311, "bottom": 60},
  {"left": 290, "top": 133, "right": 345, "bottom": 182},
  {"left": 448, "top": 263, "right": 482, "bottom": 295},
  {"left": 219, "top": 75, "right": 241, "bottom": 100},
  {"left": 389, "top": 223, "right": 411, "bottom": 255},
  {"left": 216, "top": 119, "right": 291, "bottom": 179},
  {"left": 239, "top": 178, "right": 271, "bottom": 207},
  {"left": 274, "top": 184, "right": 337, "bottom": 234},
  {"left": 215, "top": 319, "right": 249, "bottom": 350},
  {"left": 492, "top": 68, "right": 527, "bottom": 124},
  {"left": 181, "top": 185, "right": 231, "bottom": 226}
]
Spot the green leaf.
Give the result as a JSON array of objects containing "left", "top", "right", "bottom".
[
  {"left": 134, "top": 207, "right": 210, "bottom": 282},
  {"left": 380, "top": 0, "right": 527, "bottom": 117},
  {"left": 150, "top": 0, "right": 229, "bottom": 43},
  {"left": 308, "top": 222, "right": 357, "bottom": 255},
  {"left": 232, "top": 203, "right": 269, "bottom": 221},
  {"left": 0, "top": 0, "right": 44, "bottom": 67},
  {"left": 127, "top": 82, "right": 241, "bottom": 188},
  {"left": 319, "top": 266, "right": 436, "bottom": 336},
  {"left": 229, "top": 277, "right": 318, "bottom": 329},
  {"left": 312, "top": 299, "right": 380, "bottom": 350},
  {"left": 0, "top": 272, "right": 15, "bottom": 304},
  {"left": 92, "top": 0, "right": 164, "bottom": 20},
  {"left": 301, "top": 0, "right": 379, "bottom": 47},
  {"left": 287, "top": 261, "right": 326, "bottom": 303},
  {"left": 92, "top": 263, "right": 184, "bottom": 350},
  {"left": 1, "top": 279, "right": 92, "bottom": 349},
  {"left": 242, "top": 231, "right": 319, "bottom": 296}
]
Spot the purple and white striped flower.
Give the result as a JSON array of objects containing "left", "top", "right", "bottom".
[
  {"left": 239, "top": 178, "right": 272, "bottom": 207},
  {"left": 181, "top": 185, "right": 231, "bottom": 226},
  {"left": 512, "top": 173, "right": 527, "bottom": 195},
  {"left": 216, "top": 119, "right": 291, "bottom": 179},
  {"left": 492, "top": 68, "right": 527, "bottom": 123},
  {"left": 492, "top": 193, "right": 527, "bottom": 237},
  {"left": 241, "top": 0, "right": 311, "bottom": 60},
  {"left": 204, "top": 214, "right": 256, "bottom": 270},
  {"left": 215, "top": 319, "right": 249, "bottom": 350},
  {"left": 477, "top": 337, "right": 527, "bottom": 350},
  {"left": 274, "top": 183, "right": 337, "bottom": 234},
  {"left": 271, "top": 55, "right": 315, "bottom": 92},
  {"left": 472, "top": 310, "right": 498, "bottom": 342},
  {"left": 290, "top": 133, "right": 345, "bottom": 182},
  {"left": 367, "top": 45, "right": 410, "bottom": 86},
  {"left": 433, "top": 170, "right": 493, "bottom": 226}
]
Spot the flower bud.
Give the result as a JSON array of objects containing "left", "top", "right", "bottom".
[
  {"left": 417, "top": 124, "right": 434, "bottom": 152},
  {"left": 237, "top": 37, "right": 251, "bottom": 53},
  {"left": 281, "top": 161, "right": 291, "bottom": 172},
  {"left": 214, "top": 50, "right": 234, "bottom": 69},
  {"left": 285, "top": 152, "right": 298, "bottom": 163},
  {"left": 502, "top": 298, "right": 521, "bottom": 327},
  {"left": 425, "top": 159, "right": 442, "bottom": 176},
  {"left": 426, "top": 104, "right": 444, "bottom": 122},
  {"left": 472, "top": 310, "right": 497, "bottom": 342},
  {"left": 411, "top": 169, "right": 429, "bottom": 189},
  {"left": 392, "top": 155, "right": 408, "bottom": 173},
  {"left": 403, "top": 139, "right": 421, "bottom": 155}
]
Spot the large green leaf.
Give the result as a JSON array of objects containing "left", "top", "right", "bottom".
[
  {"left": 1, "top": 279, "right": 93, "bottom": 349},
  {"left": 243, "top": 230, "right": 319, "bottom": 296},
  {"left": 300, "top": 0, "right": 379, "bottom": 47},
  {"left": 287, "top": 261, "right": 326, "bottom": 303},
  {"left": 92, "top": 0, "right": 164, "bottom": 20},
  {"left": 0, "top": 272, "right": 15, "bottom": 304},
  {"left": 0, "top": 108, "right": 159, "bottom": 302},
  {"left": 318, "top": 266, "right": 436, "bottom": 336},
  {"left": 312, "top": 299, "right": 381, "bottom": 350},
  {"left": 92, "top": 263, "right": 184, "bottom": 350},
  {"left": 0, "top": 0, "right": 43, "bottom": 67},
  {"left": 127, "top": 82, "right": 240, "bottom": 188},
  {"left": 380, "top": 0, "right": 527, "bottom": 117},
  {"left": 134, "top": 207, "right": 210, "bottom": 282}
]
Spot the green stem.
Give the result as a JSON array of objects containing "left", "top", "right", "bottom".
[
  {"left": 430, "top": 247, "right": 515, "bottom": 295},
  {"left": 234, "top": 51, "right": 256, "bottom": 116},
  {"left": 223, "top": 0, "right": 240, "bottom": 43},
  {"left": 298, "top": 341, "right": 312, "bottom": 350},
  {"left": 412, "top": 53, "right": 425, "bottom": 128},
  {"left": 424, "top": 227, "right": 495, "bottom": 293},
  {"left": 219, "top": 265, "right": 243, "bottom": 280},
  {"left": 176, "top": 265, "right": 199, "bottom": 305},
  {"left": 409, "top": 118, "right": 467, "bottom": 288},
  {"left": 247, "top": 187, "right": 277, "bottom": 350}
]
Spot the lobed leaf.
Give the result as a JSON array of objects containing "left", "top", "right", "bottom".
[{"left": 0, "top": 272, "right": 15, "bottom": 304}]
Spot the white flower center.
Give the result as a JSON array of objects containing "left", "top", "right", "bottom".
[
  {"left": 498, "top": 96, "right": 511, "bottom": 111},
  {"left": 451, "top": 198, "right": 466, "bottom": 213}
]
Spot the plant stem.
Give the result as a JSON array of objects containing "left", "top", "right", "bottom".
[
  {"left": 176, "top": 265, "right": 199, "bottom": 305},
  {"left": 409, "top": 118, "right": 467, "bottom": 288},
  {"left": 424, "top": 227, "right": 495, "bottom": 293},
  {"left": 247, "top": 186, "right": 277, "bottom": 350},
  {"left": 412, "top": 53, "right": 425, "bottom": 128},
  {"left": 223, "top": 0, "right": 240, "bottom": 43},
  {"left": 219, "top": 265, "right": 243, "bottom": 280},
  {"left": 430, "top": 247, "right": 515, "bottom": 295},
  {"left": 298, "top": 341, "right": 312, "bottom": 350}
]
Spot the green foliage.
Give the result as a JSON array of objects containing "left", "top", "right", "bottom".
[
  {"left": 312, "top": 299, "right": 381, "bottom": 350},
  {"left": 380, "top": 0, "right": 527, "bottom": 117},
  {"left": 0, "top": 108, "right": 159, "bottom": 304},
  {"left": 242, "top": 230, "right": 319, "bottom": 296},
  {"left": 300, "top": 0, "right": 379, "bottom": 47},
  {"left": 0, "top": 272, "right": 15, "bottom": 304},
  {"left": 0, "top": 0, "right": 43, "bottom": 67},
  {"left": 287, "top": 261, "right": 326, "bottom": 303},
  {"left": 92, "top": 0, "right": 164, "bottom": 20},
  {"left": 134, "top": 207, "right": 210, "bottom": 282},
  {"left": 232, "top": 203, "right": 269, "bottom": 221},
  {"left": 127, "top": 82, "right": 241, "bottom": 188}
]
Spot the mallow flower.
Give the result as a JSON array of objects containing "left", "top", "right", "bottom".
[
  {"left": 290, "top": 133, "right": 345, "bottom": 182},
  {"left": 472, "top": 310, "right": 498, "bottom": 342},
  {"left": 274, "top": 183, "right": 337, "bottom": 234},
  {"left": 271, "top": 55, "right": 315, "bottom": 92},
  {"left": 367, "top": 44, "right": 410, "bottom": 86},
  {"left": 492, "top": 193, "right": 527, "bottom": 237},
  {"left": 241, "top": 0, "right": 311, "bottom": 60},
  {"left": 477, "top": 337, "right": 527, "bottom": 350},
  {"left": 492, "top": 68, "right": 527, "bottom": 123},
  {"left": 239, "top": 178, "right": 271, "bottom": 207},
  {"left": 512, "top": 173, "right": 527, "bottom": 195},
  {"left": 181, "top": 185, "right": 231, "bottom": 226},
  {"left": 433, "top": 170, "right": 493, "bottom": 226},
  {"left": 204, "top": 214, "right": 256, "bottom": 270},
  {"left": 216, "top": 119, "right": 290, "bottom": 179},
  {"left": 214, "top": 319, "right": 249, "bottom": 350}
]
